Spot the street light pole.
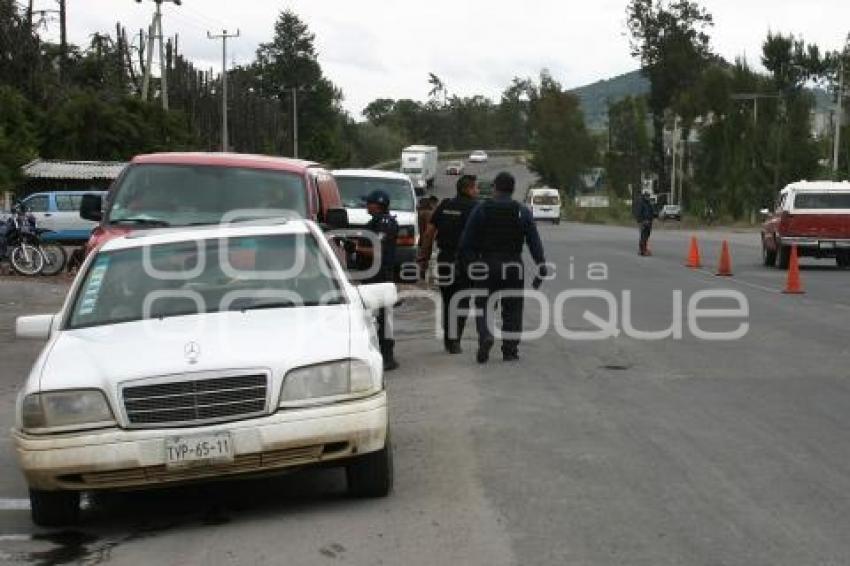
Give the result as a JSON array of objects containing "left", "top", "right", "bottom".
[{"left": 207, "top": 29, "right": 240, "bottom": 152}]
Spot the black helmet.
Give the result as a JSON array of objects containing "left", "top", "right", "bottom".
[{"left": 364, "top": 189, "right": 391, "bottom": 208}]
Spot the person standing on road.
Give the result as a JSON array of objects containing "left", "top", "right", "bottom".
[
  {"left": 637, "top": 191, "right": 655, "bottom": 256},
  {"left": 417, "top": 175, "right": 480, "bottom": 354},
  {"left": 459, "top": 172, "right": 546, "bottom": 363},
  {"left": 417, "top": 195, "right": 440, "bottom": 236},
  {"left": 363, "top": 190, "right": 400, "bottom": 371}
]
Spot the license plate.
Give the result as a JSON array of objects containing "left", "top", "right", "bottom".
[
  {"left": 820, "top": 241, "right": 836, "bottom": 249},
  {"left": 165, "top": 433, "right": 234, "bottom": 468}
]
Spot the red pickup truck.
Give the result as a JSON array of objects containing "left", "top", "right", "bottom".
[
  {"left": 761, "top": 181, "right": 850, "bottom": 269},
  {"left": 80, "top": 153, "right": 346, "bottom": 255}
]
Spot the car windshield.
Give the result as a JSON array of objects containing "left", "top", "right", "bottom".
[
  {"left": 67, "top": 233, "right": 345, "bottom": 330},
  {"left": 107, "top": 164, "right": 307, "bottom": 226},
  {"left": 336, "top": 177, "right": 415, "bottom": 211},
  {"left": 533, "top": 196, "right": 560, "bottom": 205},
  {"left": 793, "top": 192, "right": 850, "bottom": 210}
]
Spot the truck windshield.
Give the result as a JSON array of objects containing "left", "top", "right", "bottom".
[
  {"left": 402, "top": 168, "right": 422, "bottom": 175},
  {"left": 533, "top": 196, "right": 560, "bottom": 205},
  {"left": 336, "top": 177, "right": 415, "bottom": 211},
  {"left": 67, "top": 234, "right": 344, "bottom": 330},
  {"left": 108, "top": 164, "right": 307, "bottom": 226},
  {"left": 794, "top": 192, "right": 850, "bottom": 210}
]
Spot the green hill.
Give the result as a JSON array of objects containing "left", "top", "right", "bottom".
[
  {"left": 570, "top": 70, "right": 650, "bottom": 132},
  {"left": 571, "top": 69, "right": 833, "bottom": 133}
]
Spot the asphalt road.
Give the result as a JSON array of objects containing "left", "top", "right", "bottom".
[{"left": 0, "top": 157, "right": 849, "bottom": 564}]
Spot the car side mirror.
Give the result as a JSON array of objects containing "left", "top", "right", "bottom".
[
  {"left": 16, "top": 314, "right": 55, "bottom": 340},
  {"left": 358, "top": 283, "right": 398, "bottom": 311},
  {"left": 325, "top": 208, "right": 348, "bottom": 229},
  {"left": 80, "top": 194, "right": 103, "bottom": 222}
]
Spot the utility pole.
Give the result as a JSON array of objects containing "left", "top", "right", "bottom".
[
  {"left": 207, "top": 29, "right": 240, "bottom": 152},
  {"left": 137, "top": 0, "right": 180, "bottom": 110},
  {"left": 834, "top": 37, "right": 849, "bottom": 174},
  {"left": 58, "top": 0, "right": 66, "bottom": 76},
  {"left": 292, "top": 87, "right": 299, "bottom": 158},
  {"left": 670, "top": 115, "right": 679, "bottom": 206}
]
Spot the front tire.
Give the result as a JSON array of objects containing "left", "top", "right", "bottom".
[
  {"left": 777, "top": 245, "right": 791, "bottom": 270},
  {"left": 10, "top": 244, "right": 44, "bottom": 276},
  {"left": 553, "top": 218, "right": 561, "bottom": 225},
  {"left": 346, "top": 437, "right": 393, "bottom": 498},
  {"left": 762, "top": 238, "right": 777, "bottom": 267},
  {"left": 837, "top": 253, "right": 850, "bottom": 269},
  {"left": 30, "top": 489, "right": 80, "bottom": 527}
]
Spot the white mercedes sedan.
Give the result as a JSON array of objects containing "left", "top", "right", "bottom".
[{"left": 13, "top": 220, "right": 395, "bottom": 526}]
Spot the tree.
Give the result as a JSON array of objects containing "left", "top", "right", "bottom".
[
  {"left": 529, "top": 72, "right": 595, "bottom": 195},
  {"left": 0, "top": 86, "right": 39, "bottom": 187},
  {"left": 254, "top": 10, "right": 347, "bottom": 162},
  {"left": 626, "top": 0, "right": 714, "bottom": 195},
  {"left": 427, "top": 73, "right": 447, "bottom": 104},
  {"left": 606, "top": 96, "right": 651, "bottom": 199}
]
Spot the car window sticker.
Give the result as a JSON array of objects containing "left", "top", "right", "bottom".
[{"left": 78, "top": 257, "right": 110, "bottom": 316}]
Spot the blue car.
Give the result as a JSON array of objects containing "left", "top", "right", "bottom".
[{"left": 18, "top": 191, "right": 108, "bottom": 242}]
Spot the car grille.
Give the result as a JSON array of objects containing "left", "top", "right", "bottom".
[{"left": 122, "top": 374, "right": 268, "bottom": 428}]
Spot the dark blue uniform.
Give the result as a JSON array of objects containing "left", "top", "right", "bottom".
[
  {"left": 365, "top": 209, "right": 399, "bottom": 369},
  {"left": 459, "top": 193, "right": 546, "bottom": 359},
  {"left": 637, "top": 194, "right": 654, "bottom": 255},
  {"left": 429, "top": 195, "right": 479, "bottom": 348}
]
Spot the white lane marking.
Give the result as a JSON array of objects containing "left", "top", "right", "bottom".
[{"left": 0, "top": 499, "right": 30, "bottom": 511}]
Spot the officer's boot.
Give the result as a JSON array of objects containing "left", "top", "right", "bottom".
[{"left": 381, "top": 340, "right": 399, "bottom": 372}]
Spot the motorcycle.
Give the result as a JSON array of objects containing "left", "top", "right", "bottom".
[{"left": 1, "top": 204, "right": 67, "bottom": 276}]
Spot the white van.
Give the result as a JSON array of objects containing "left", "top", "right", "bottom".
[
  {"left": 526, "top": 187, "right": 561, "bottom": 223},
  {"left": 400, "top": 145, "right": 438, "bottom": 194}
]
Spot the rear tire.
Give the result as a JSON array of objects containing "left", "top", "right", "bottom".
[
  {"left": 30, "top": 489, "right": 80, "bottom": 527},
  {"left": 346, "top": 437, "right": 393, "bottom": 498},
  {"left": 40, "top": 244, "right": 67, "bottom": 276},
  {"left": 837, "top": 253, "right": 850, "bottom": 269},
  {"left": 10, "top": 244, "right": 44, "bottom": 276},
  {"left": 777, "top": 245, "right": 791, "bottom": 270},
  {"left": 553, "top": 218, "right": 561, "bottom": 225}
]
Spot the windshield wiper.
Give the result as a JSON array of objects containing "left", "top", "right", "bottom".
[
  {"left": 110, "top": 217, "right": 171, "bottom": 227},
  {"left": 235, "top": 300, "right": 299, "bottom": 312}
]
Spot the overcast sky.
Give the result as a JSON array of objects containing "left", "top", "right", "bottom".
[{"left": 47, "top": 0, "right": 850, "bottom": 117}]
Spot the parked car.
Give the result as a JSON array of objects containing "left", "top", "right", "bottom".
[
  {"left": 14, "top": 220, "right": 395, "bottom": 526},
  {"left": 525, "top": 187, "right": 561, "bottom": 223},
  {"left": 333, "top": 169, "right": 419, "bottom": 269},
  {"left": 476, "top": 178, "right": 494, "bottom": 201},
  {"left": 80, "top": 153, "right": 346, "bottom": 256},
  {"left": 18, "top": 191, "right": 107, "bottom": 242},
  {"left": 445, "top": 161, "right": 464, "bottom": 175},
  {"left": 659, "top": 204, "right": 682, "bottom": 221},
  {"left": 468, "top": 150, "right": 488, "bottom": 163},
  {"left": 761, "top": 180, "right": 850, "bottom": 269}
]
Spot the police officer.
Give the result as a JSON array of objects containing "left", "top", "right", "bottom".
[
  {"left": 417, "top": 175, "right": 480, "bottom": 354},
  {"left": 459, "top": 172, "right": 546, "bottom": 363},
  {"left": 637, "top": 190, "right": 654, "bottom": 256},
  {"left": 363, "top": 190, "right": 400, "bottom": 371}
]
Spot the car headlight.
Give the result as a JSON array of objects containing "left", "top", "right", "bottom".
[
  {"left": 279, "top": 360, "right": 379, "bottom": 407},
  {"left": 22, "top": 390, "right": 115, "bottom": 433}
]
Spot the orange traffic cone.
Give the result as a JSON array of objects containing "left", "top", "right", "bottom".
[
  {"left": 685, "top": 236, "right": 702, "bottom": 268},
  {"left": 783, "top": 244, "right": 804, "bottom": 294},
  {"left": 716, "top": 240, "right": 733, "bottom": 276}
]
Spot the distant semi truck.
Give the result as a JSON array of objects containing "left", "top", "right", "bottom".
[{"left": 400, "top": 145, "right": 438, "bottom": 195}]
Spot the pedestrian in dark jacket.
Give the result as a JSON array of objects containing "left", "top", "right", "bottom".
[
  {"left": 363, "top": 190, "right": 400, "bottom": 371},
  {"left": 637, "top": 191, "right": 655, "bottom": 256},
  {"left": 459, "top": 172, "right": 546, "bottom": 363},
  {"left": 418, "top": 175, "right": 480, "bottom": 353}
]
